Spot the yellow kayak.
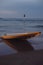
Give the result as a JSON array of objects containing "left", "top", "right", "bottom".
[
  {"left": 0, "top": 32, "right": 41, "bottom": 51},
  {"left": 0, "top": 32, "right": 41, "bottom": 40}
]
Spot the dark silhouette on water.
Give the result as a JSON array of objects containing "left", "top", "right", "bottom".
[{"left": 24, "top": 14, "right": 26, "bottom": 17}]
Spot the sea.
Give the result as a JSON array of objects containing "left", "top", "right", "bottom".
[{"left": 0, "top": 18, "right": 43, "bottom": 55}]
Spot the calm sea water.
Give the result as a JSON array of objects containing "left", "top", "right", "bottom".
[{"left": 0, "top": 19, "right": 43, "bottom": 55}]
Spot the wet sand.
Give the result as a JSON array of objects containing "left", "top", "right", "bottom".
[
  {"left": 0, "top": 38, "right": 43, "bottom": 65},
  {"left": 0, "top": 50, "right": 43, "bottom": 65}
]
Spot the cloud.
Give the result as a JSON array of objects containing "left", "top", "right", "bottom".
[
  {"left": 0, "top": 10, "right": 17, "bottom": 18},
  {"left": 0, "top": 0, "right": 43, "bottom": 10},
  {"left": 0, "top": 0, "right": 43, "bottom": 18},
  {"left": 0, "top": 10, "right": 16, "bottom": 14},
  {"left": 0, "top": 0, "right": 42, "bottom": 5}
]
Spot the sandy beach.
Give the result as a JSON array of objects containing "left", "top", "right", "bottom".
[
  {"left": 0, "top": 35, "right": 43, "bottom": 65},
  {"left": 0, "top": 50, "right": 43, "bottom": 65}
]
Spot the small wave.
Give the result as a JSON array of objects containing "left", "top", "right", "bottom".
[
  {"left": 35, "top": 25, "right": 43, "bottom": 28},
  {"left": 0, "top": 18, "right": 43, "bottom": 21},
  {"left": 31, "top": 25, "right": 43, "bottom": 28},
  {"left": 0, "top": 30, "right": 6, "bottom": 32},
  {"left": 0, "top": 24, "right": 15, "bottom": 28},
  {"left": 0, "top": 26, "right": 8, "bottom": 28}
]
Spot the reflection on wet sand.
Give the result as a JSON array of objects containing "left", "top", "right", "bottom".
[{"left": 3, "top": 39, "right": 34, "bottom": 52}]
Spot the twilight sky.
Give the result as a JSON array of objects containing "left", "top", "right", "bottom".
[{"left": 0, "top": 0, "right": 43, "bottom": 18}]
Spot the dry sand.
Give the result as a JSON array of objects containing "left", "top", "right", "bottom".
[{"left": 0, "top": 50, "right": 43, "bottom": 65}]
